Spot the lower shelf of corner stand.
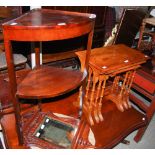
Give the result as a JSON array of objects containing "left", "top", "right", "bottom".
[{"left": 16, "top": 66, "right": 84, "bottom": 99}]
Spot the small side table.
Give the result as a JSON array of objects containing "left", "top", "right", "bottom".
[
  {"left": 76, "top": 44, "right": 149, "bottom": 125},
  {"left": 1, "top": 8, "right": 95, "bottom": 149}
]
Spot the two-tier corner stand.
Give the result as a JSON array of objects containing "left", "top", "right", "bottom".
[{"left": 2, "top": 9, "right": 95, "bottom": 148}]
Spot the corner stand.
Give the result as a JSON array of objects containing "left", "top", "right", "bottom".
[{"left": 1, "top": 9, "right": 95, "bottom": 148}]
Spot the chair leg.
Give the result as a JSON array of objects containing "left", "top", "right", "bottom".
[
  {"left": 134, "top": 96, "right": 155, "bottom": 142},
  {"left": 137, "top": 22, "right": 146, "bottom": 49},
  {"left": 134, "top": 126, "right": 147, "bottom": 142}
]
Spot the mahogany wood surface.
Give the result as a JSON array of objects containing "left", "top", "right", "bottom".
[
  {"left": 0, "top": 6, "right": 22, "bottom": 30},
  {"left": 76, "top": 44, "right": 149, "bottom": 75},
  {"left": 0, "top": 89, "right": 79, "bottom": 148},
  {"left": 0, "top": 113, "right": 25, "bottom": 148},
  {"left": 2, "top": 9, "right": 95, "bottom": 41},
  {"left": 42, "top": 6, "right": 107, "bottom": 48},
  {"left": 16, "top": 66, "right": 84, "bottom": 99}
]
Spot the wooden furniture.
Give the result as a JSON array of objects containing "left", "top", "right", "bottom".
[
  {"left": 8, "top": 7, "right": 106, "bottom": 68},
  {"left": 130, "top": 67, "right": 155, "bottom": 142},
  {"left": 137, "top": 17, "right": 155, "bottom": 51},
  {"left": 113, "top": 8, "right": 146, "bottom": 47},
  {"left": 130, "top": 55, "right": 155, "bottom": 142},
  {"left": 110, "top": 11, "right": 155, "bottom": 143},
  {"left": 1, "top": 8, "right": 95, "bottom": 148},
  {"left": 42, "top": 6, "right": 107, "bottom": 48},
  {"left": 0, "top": 43, "right": 149, "bottom": 148},
  {"left": 2, "top": 7, "right": 107, "bottom": 68},
  {"left": 0, "top": 70, "right": 31, "bottom": 110},
  {"left": 129, "top": 17, "right": 155, "bottom": 142},
  {"left": 76, "top": 44, "right": 149, "bottom": 126}
]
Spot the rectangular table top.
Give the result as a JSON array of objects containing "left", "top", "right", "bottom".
[{"left": 76, "top": 44, "right": 149, "bottom": 75}]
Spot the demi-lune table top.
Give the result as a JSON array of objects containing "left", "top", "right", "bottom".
[{"left": 2, "top": 9, "right": 96, "bottom": 29}]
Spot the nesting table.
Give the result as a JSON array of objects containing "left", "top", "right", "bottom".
[{"left": 76, "top": 44, "right": 149, "bottom": 125}]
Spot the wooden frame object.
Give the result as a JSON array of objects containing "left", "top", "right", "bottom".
[
  {"left": 113, "top": 8, "right": 146, "bottom": 47},
  {"left": 137, "top": 17, "right": 155, "bottom": 51}
]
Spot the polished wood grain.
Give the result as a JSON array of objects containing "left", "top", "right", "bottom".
[
  {"left": 2, "top": 9, "right": 95, "bottom": 41},
  {"left": 17, "top": 66, "right": 84, "bottom": 99},
  {"left": 37, "top": 6, "right": 107, "bottom": 63},
  {"left": 76, "top": 44, "right": 149, "bottom": 75},
  {"left": 3, "top": 8, "right": 95, "bottom": 100}
]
